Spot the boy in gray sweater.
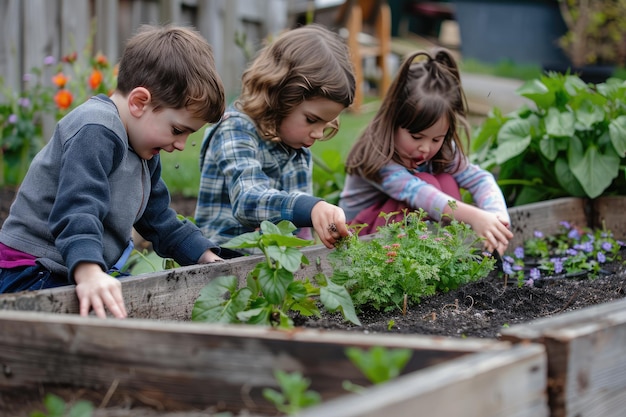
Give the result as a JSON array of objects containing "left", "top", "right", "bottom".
[{"left": 0, "top": 25, "right": 225, "bottom": 319}]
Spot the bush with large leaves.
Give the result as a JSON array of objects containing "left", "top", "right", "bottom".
[{"left": 471, "top": 73, "right": 626, "bottom": 206}]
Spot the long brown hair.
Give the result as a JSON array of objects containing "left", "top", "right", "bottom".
[
  {"left": 345, "top": 48, "right": 470, "bottom": 181},
  {"left": 236, "top": 24, "right": 355, "bottom": 142}
]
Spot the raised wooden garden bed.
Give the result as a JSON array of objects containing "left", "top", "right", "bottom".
[
  {"left": 0, "top": 196, "right": 624, "bottom": 416},
  {"left": 0, "top": 309, "right": 548, "bottom": 416},
  {"left": 501, "top": 297, "right": 626, "bottom": 417}
]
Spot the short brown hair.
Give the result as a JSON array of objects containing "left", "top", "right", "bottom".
[
  {"left": 116, "top": 25, "right": 225, "bottom": 123},
  {"left": 236, "top": 24, "right": 355, "bottom": 141}
]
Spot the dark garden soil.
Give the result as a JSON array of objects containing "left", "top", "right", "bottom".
[
  {"left": 2, "top": 188, "right": 626, "bottom": 341},
  {"left": 299, "top": 260, "right": 626, "bottom": 339}
]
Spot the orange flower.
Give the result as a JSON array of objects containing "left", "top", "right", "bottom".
[
  {"left": 95, "top": 53, "right": 108, "bottom": 67},
  {"left": 88, "top": 69, "right": 103, "bottom": 90},
  {"left": 61, "top": 51, "right": 78, "bottom": 63},
  {"left": 52, "top": 72, "right": 69, "bottom": 88},
  {"left": 54, "top": 89, "right": 73, "bottom": 110}
]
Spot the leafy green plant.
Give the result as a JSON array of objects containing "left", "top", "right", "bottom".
[
  {"left": 263, "top": 370, "right": 321, "bottom": 415},
  {"left": 30, "top": 393, "right": 93, "bottom": 417},
  {"left": 471, "top": 72, "right": 626, "bottom": 206},
  {"left": 328, "top": 207, "right": 496, "bottom": 312},
  {"left": 344, "top": 346, "right": 413, "bottom": 386},
  {"left": 191, "top": 220, "right": 360, "bottom": 328}
]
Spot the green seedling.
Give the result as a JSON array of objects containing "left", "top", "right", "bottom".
[
  {"left": 263, "top": 370, "right": 321, "bottom": 415},
  {"left": 30, "top": 394, "right": 93, "bottom": 417},
  {"left": 343, "top": 346, "right": 413, "bottom": 393}
]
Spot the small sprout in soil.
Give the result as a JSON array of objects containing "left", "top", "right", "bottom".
[
  {"left": 29, "top": 393, "right": 93, "bottom": 417},
  {"left": 344, "top": 346, "right": 413, "bottom": 387},
  {"left": 263, "top": 370, "right": 321, "bottom": 415}
]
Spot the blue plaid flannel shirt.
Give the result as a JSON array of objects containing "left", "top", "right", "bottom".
[{"left": 195, "top": 109, "right": 321, "bottom": 248}]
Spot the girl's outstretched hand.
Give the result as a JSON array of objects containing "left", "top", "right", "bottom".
[
  {"left": 311, "top": 201, "right": 350, "bottom": 249},
  {"left": 471, "top": 211, "right": 513, "bottom": 255}
]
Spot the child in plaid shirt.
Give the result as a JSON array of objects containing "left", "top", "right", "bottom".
[{"left": 195, "top": 24, "right": 356, "bottom": 256}]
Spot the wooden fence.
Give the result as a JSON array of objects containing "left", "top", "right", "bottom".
[{"left": 0, "top": 0, "right": 333, "bottom": 99}]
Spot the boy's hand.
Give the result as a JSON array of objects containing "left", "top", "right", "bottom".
[
  {"left": 198, "top": 249, "right": 223, "bottom": 263},
  {"left": 311, "top": 201, "right": 350, "bottom": 249},
  {"left": 74, "top": 262, "right": 127, "bottom": 319}
]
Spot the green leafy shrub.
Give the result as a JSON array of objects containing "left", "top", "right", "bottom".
[
  {"left": 192, "top": 220, "right": 360, "bottom": 329},
  {"left": 328, "top": 208, "right": 496, "bottom": 312},
  {"left": 471, "top": 72, "right": 626, "bottom": 206}
]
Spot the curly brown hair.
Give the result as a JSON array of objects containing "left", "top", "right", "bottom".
[
  {"left": 345, "top": 48, "right": 470, "bottom": 181},
  {"left": 236, "top": 24, "right": 355, "bottom": 142}
]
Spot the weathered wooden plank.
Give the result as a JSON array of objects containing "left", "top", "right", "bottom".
[
  {"left": 0, "top": 310, "right": 509, "bottom": 415},
  {"left": 0, "top": 244, "right": 335, "bottom": 318},
  {"left": 507, "top": 197, "right": 588, "bottom": 251},
  {"left": 298, "top": 344, "right": 548, "bottom": 417},
  {"left": 0, "top": 0, "right": 22, "bottom": 92},
  {"left": 501, "top": 298, "right": 626, "bottom": 417},
  {"left": 593, "top": 195, "right": 626, "bottom": 240}
]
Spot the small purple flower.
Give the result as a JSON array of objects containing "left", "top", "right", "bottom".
[
  {"left": 530, "top": 268, "right": 540, "bottom": 280},
  {"left": 503, "top": 255, "right": 515, "bottom": 264},
  {"left": 533, "top": 230, "right": 544, "bottom": 238},
  {"left": 502, "top": 262, "right": 513, "bottom": 275},
  {"left": 524, "top": 278, "right": 534, "bottom": 288},
  {"left": 514, "top": 246, "right": 524, "bottom": 259},
  {"left": 581, "top": 242, "right": 593, "bottom": 253},
  {"left": 568, "top": 229, "right": 580, "bottom": 240},
  {"left": 22, "top": 73, "right": 34, "bottom": 82},
  {"left": 419, "top": 234, "right": 428, "bottom": 240},
  {"left": 43, "top": 55, "right": 56, "bottom": 66},
  {"left": 18, "top": 97, "right": 30, "bottom": 108},
  {"left": 552, "top": 258, "right": 563, "bottom": 274},
  {"left": 512, "top": 264, "right": 523, "bottom": 271},
  {"left": 566, "top": 248, "right": 578, "bottom": 256},
  {"left": 601, "top": 241, "right": 613, "bottom": 251},
  {"left": 597, "top": 252, "right": 606, "bottom": 263},
  {"left": 618, "top": 240, "right": 625, "bottom": 247},
  {"left": 8, "top": 114, "right": 18, "bottom": 124},
  {"left": 559, "top": 221, "right": 571, "bottom": 229}
]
